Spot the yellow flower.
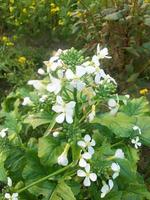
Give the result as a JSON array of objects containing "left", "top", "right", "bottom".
[
  {"left": 6, "top": 42, "right": 14, "bottom": 46},
  {"left": 1, "top": 36, "right": 9, "bottom": 42},
  {"left": 58, "top": 20, "right": 64, "bottom": 26},
  {"left": 76, "top": 11, "right": 82, "bottom": 17},
  {"left": 50, "top": 3, "right": 60, "bottom": 14},
  {"left": 22, "top": 8, "right": 27, "bottom": 13},
  {"left": 9, "top": 0, "right": 14, "bottom": 4},
  {"left": 67, "top": 11, "right": 72, "bottom": 17},
  {"left": 18, "top": 56, "right": 27, "bottom": 64},
  {"left": 9, "top": 6, "right": 14, "bottom": 13},
  {"left": 144, "top": 0, "right": 150, "bottom": 2},
  {"left": 139, "top": 88, "right": 149, "bottom": 95}
]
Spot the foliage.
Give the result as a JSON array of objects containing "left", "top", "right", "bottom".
[
  {"left": 70, "top": 0, "right": 150, "bottom": 90},
  {"left": 0, "top": 46, "right": 150, "bottom": 199}
]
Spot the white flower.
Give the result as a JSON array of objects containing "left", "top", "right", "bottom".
[
  {"left": 77, "top": 134, "right": 96, "bottom": 155},
  {"left": 27, "top": 80, "right": 45, "bottom": 91},
  {"left": 57, "top": 144, "right": 70, "bottom": 166},
  {"left": 5, "top": 193, "right": 18, "bottom": 200},
  {"left": 39, "top": 95, "right": 48, "bottom": 103},
  {"left": 37, "top": 68, "right": 45, "bottom": 75},
  {"left": 53, "top": 131, "right": 60, "bottom": 137},
  {"left": 108, "top": 98, "right": 119, "bottom": 115},
  {"left": 111, "top": 162, "right": 120, "bottom": 179},
  {"left": 133, "top": 125, "right": 141, "bottom": 135},
  {"left": 131, "top": 136, "right": 141, "bottom": 149},
  {"left": 47, "top": 76, "right": 62, "bottom": 95},
  {"left": 114, "top": 149, "right": 125, "bottom": 159},
  {"left": 44, "top": 56, "right": 63, "bottom": 72},
  {"left": 0, "top": 128, "right": 8, "bottom": 138},
  {"left": 7, "top": 177, "right": 12, "bottom": 187},
  {"left": 52, "top": 96, "right": 76, "bottom": 124},
  {"left": 77, "top": 164, "right": 97, "bottom": 187},
  {"left": 88, "top": 105, "right": 96, "bottom": 122},
  {"left": 22, "top": 97, "right": 33, "bottom": 106},
  {"left": 79, "top": 152, "right": 92, "bottom": 167},
  {"left": 100, "top": 179, "right": 114, "bottom": 198},
  {"left": 92, "top": 55, "right": 100, "bottom": 67},
  {"left": 97, "top": 44, "right": 111, "bottom": 59},
  {"left": 65, "top": 65, "right": 86, "bottom": 91}
]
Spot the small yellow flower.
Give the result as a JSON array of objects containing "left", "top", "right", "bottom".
[
  {"left": 50, "top": 3, "right": 60, "bottom": 14},
  {"left": 58, "top": 20, "right": 64, "bottom": 26},
  {"left": 139, "top": 88, "right": 149, "bottom": 95},
  {"left": 18, "top": 56, "right": 27, "bottom": 64},
  {"left": 9, "top": 0, "right": 14, "bottom": 4},
  {"left": 67, "top": 11, "right": 72, "bottom": 17},
  {"left": 6, "top": 42, "right": 14, "bottom": 46},
  {"left": 9, "top": 6, "right": 14, "bottom": 13},
  {"left": 22, "top": 8, "right": 27, "bottom": 13},
  {"left": 76, "top": 11, "right": 82, "bottom": 17},
  {"left": 2, "top": 36, "right": 8, "bottom": 42}
]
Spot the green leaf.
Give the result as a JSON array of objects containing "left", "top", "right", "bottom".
[
  {"left": 24, "top": 112, "right": 52, "bottom": 129},
  {"left": 0, "top": 161, "right": 7, "bottom": 182},
  {"left": 93, "top": 113, "right": 135, "bottom": 137},
  {"left": 144, "top": 17, "right": 150, "bottom": 26},
  {"left": 136, "top": 116, "right": 150, "bottom": 146},
  {"left": 120, "top": 97, "right": 149, "bottom": 116},
  {"left": 104, "top": 11, "right": 123, "bottom": 21},
  {"left": 22, "top": 151, "right": 55, "bottom": 198},
  {"left": 50, "top": 181, "right": 76, "bottom": 200},
  {"left": 38, "top": 136, "right": 65, "bottom": 166},
  {"left": 125, "top": 183, "right": 150, "bottom": 199}
]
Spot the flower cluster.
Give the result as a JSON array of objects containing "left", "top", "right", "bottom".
[
  {"left": 4, "top": 177, "right": 18, "bottom": 200},
  {"left": 77, "top": 134, "right": 97, "bottom": 187},
  {"left": 131, "top": 125, "right": 142, "bottom": 149}
]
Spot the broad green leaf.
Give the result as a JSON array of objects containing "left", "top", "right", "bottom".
[
  {"left": 136, "top": 116, "right": 150, "bottom": 146},
  {"left": 105, "top": 191, "right": 123, "bottom": 200},
  {"left": 125, "top": 183, "right": 150, "bottom": 199},
  {"left": 93, "top": 113, "right": 135, "bottom": 137},
  {"left": 0, "top": 161, "right": 7, "bottom": 182},
  {"left": 38, "top": 136, "right": 65, "bottom": 166},
  {"left": 122, "top": 192, "right": 141, "bottom": 200},
  {"left": 144, "top": 17, "right": 150, "bottom": 26},
  {"left": 24, "top": 112, "right": 52, "bottom": 129},
  {"left": 50, "top": 181, "right": 76, "bottom": 200},
  {"left": 120, "top": 97, "right": 149, "bottom": 116},
  {"left": 22, "top": 151, "right": 55, "bottom": 198},
  {"left": 104, "top": 11, "right": 123, "bottom": 21}
]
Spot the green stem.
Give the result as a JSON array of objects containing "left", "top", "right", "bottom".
[
  {"left": 73, "top": 89, "right": 78, "bottom": 118},
  {"left": 17, "top": 163, "right": 74, "bottom": 194}
]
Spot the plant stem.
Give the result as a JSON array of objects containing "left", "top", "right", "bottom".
[{"left": 17, "top": 163, "right": 74, "bottom": 194}]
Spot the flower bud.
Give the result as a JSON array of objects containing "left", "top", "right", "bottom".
[{"left": 57, "top": 143, "right": 70, "bottom": 166}]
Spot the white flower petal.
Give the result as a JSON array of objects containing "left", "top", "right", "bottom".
[
  {"left": 65, "top": 69, "right": 75, "bottom": 80},
  {"left": 92, "top": 55, "right": 100, "bottom": 67},
  {"left": 108, "top": 179, "right": 114, "bottom": 190},
  {"left": 7, "top": 177, "right": 12, "bottom": 187},
  {"left": 111, "top": 163, "right": 120, "bottom": 172},
  {"left": 112, "top": 172, "right": 119, "bottom": 179},
  {"left": 82, "top": 152, "right": 92, "bottom": 160},
  {"left": 77, "top": 141, "right": 86, "bottom": 148},
  {"left": 86, "top": 66, "right": 95, "bottom": 74},
  {"left": 5, "top": 193, "right": 11, "bottom": 199},
  {"left": 79, "top": 158, "right": 87, "bottom": 167},
  {"left": 89, "top": 173, "right": 97, "bottom": 182},
  {"left": 52, "top": 105, "right": 63, "bottom": 113},
  {"left": 83, "top": 177, "right": 91, "bottom": 187},
  {"left": 38, "top": 68, "right": 45, "bottom": 75},
  {"left": 76, "top": 65, "right": 86, "bottom": 77},
  {"left": 66, "top": 101, "right": 76, "bottom": 109},
  {"left": 56, "top": 113, "right": 65, "bottom": 124},
  {"left": 56, "top": 96, "right": 63, "bottom": 105},
  {"left": 84, "top": 134, "right": 91, "bottom": 142},
  {"left": 77, "top": 169, "right": 86, "bottom": 177},
  {"left": 91, "top": 139, "right": 96, "bottom": 146},
  {"left": 85, "top": 163, "right": 90, "bottom": 173},
  {"left": 101, "top": 184, "right": 109, "bottom": 194},
  {"left": 88, "top": 146, "right": 95, "bottom": 155},
  {"left": 108, "top": 99, "right": 117, "bottom": 108},
  {"left": 66, "top": 113, "right": 73, "bottom": 124},
  {"left": 115, "top": 149, "right": 124, "bottom": 159}
]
